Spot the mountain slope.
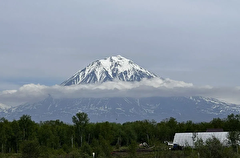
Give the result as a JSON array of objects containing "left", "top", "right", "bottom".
[
  {"left": 3, "top": 96, "right": 240, "bottom": 123},
  {"left": 61, "top": 55, "right": 158, "bottom": 86},
  {"left": 0, "top": 103, "right": 10, "bottom": 113}
]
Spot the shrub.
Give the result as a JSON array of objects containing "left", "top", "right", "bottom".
[{"left": 20, "top": 140, "right": 40, "bottom": 158}]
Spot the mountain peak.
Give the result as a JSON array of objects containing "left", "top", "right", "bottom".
[{"left": 61, "top": 55, "right": 157, "bottom": 86}]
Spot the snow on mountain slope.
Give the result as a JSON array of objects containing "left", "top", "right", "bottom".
[
  {"left": 4, "top": 96, "right": 240, "bottom": 123},
  {"left": 61, "top": 55, "right": 158, "bottom": 86},
  {"left": 0, "top": 103, "right": 11, "bottom": 113}
]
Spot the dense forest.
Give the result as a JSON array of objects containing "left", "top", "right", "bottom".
[{"left": 1, "top": 113, "right": 240, "bottom": 158}]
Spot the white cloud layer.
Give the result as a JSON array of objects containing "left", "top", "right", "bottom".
[{"left": 1, "top": 78, "right": 240, "bottom": 107}]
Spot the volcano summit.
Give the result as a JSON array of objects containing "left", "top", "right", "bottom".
[{"left": 61, "top": 55, "right": 158, "bottom": 86}]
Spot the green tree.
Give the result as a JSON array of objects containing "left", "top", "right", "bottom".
[
  {"left": 99, "top": 135, "right": 113, "bottom": 157},
  {"left": 195, "top": 138, "right": 207, "bottom": 157},
  {"left": 38, "top": 122, "right": 55, "bottom": 148},
  {"left": 0, "top": 117, "right": 15, "bottom": 153},
  {"left": 10, "top": 120, "right": 22, "bottom": 153},
  {"left": 80, "top": 142, "right": 93, "bottom": 158},
  {"left": 0, "top": 118, "right": 8, "bottom": 153},
  {"left": 157, "top": 117, "right": 178, "bottom": 141},
  {"left": 95, "top": 122, "right": 115, "bottom": 144},
  {"left": 210, "top": 118, "right": 224, "bottom": 129},
  {"left": 195, "top": 137, "right": 226, "bottom": 158},
  {"left": 121, "top": 122, "right": 137, "bottom": 146},
  {"left": 224, "top": 114, "right": 240, "bottom": 131},
  {"left": 72, "top": 112, "right": 89, "bottom": 147},
  {"left": 205, "top": 137, "right": 225, "bottom": 158},
  {"left": 18, "top": 115, "right": 36, "bottom": 141},
  {"left": 228, "top": 131, "right": 240, "bottom": 153}
]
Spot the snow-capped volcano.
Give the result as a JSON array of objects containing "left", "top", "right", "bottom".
[
  {"left": 2, "top": 55, "right": 238, "bottom": 123},
  {"left": 61, "top": 55, "right": 158, "bottom": 86}
]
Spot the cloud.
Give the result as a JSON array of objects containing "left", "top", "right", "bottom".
[{"left": 1, "top": 78, "right": 240, "bottom": 107}]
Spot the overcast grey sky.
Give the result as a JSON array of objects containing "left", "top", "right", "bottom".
[{"left": 1, "top": 0, "right": 240, "bottom": 91}]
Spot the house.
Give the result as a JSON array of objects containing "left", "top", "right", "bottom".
[{"left": 173, "top": 132, "right": 229, "bottom": 147}]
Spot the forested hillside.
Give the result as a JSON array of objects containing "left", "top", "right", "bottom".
[{"left": 1, "top": 113, "right": 240, "bottom": 158}]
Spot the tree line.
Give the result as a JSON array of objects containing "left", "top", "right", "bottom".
[{"left": 0, "top": 113, "right": 240, "bottom": 157}]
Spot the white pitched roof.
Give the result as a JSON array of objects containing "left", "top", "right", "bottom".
[{"left": 173, "top": 132, "right": 229, "bottom": 147}]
